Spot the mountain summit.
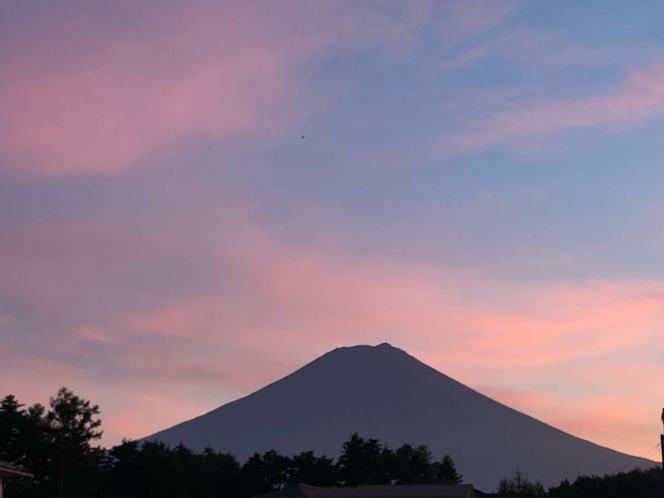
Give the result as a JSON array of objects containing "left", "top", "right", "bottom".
[{"left": 146, "top": 343, "right": 654, "bottom": 489}]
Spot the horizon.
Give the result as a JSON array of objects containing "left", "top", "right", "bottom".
[{"left": 1, "top": 0, "right": 664, "bottom": 464}]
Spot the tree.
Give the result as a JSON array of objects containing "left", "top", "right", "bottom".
[
  {"left": 47, "top": 387, "right": 103, "bottom": 498},
  {"left": 497, "top": 470, "right": 546, "bottom": 498},
  {"left": 337, "top": 433, "right": 393, "bottom": 486},
  {"left": 48, "top": 387, "right": 102, "bottom": 448},
  {"left": 0, "top": 395, "right": 28, "bottom": 464},
  {"left": 393, "top": 444, "right": 434, "bottom": 484},
  {"left": 0, "top": 395, "right": 55, "bottom": 498},
  {"left": 4, "top": 393, "right": 476, "bottom": 498},
  {"left": 432, "top": 454, "right": 462, "bottom": 484},
  {"left": 200, "top": 446, "right": 242, "bottom": 498},
  {"left": 289, "top": 451, "right": 337, "bottom": 487},
  {"left": 105, "top": 439, "right": 141, "bottom": 497},
  {"left": 548, "top": 468, "right": 664, "bottom": 498},
  {"left": 241, "top": 449, "right": 298, "bottom": 495}
]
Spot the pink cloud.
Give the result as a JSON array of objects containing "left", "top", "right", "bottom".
[
  {"left": 450, "top": 281, "right": 664, "bottom": 367},
  {"left": 115, "top": 236, "right": 664, "bottom": 454},
  {"left": 445, "top": 63, "right": 664, "bottom": 152},
  {"left": 0, "top": 345, "right": 78, "bottom": 380},
  {"left": 1, "top": 196, "right": 662, "bottom": 455},
  {"left": 103, "top": 392, "right": 209, "bottom": 444},
  {"left": 0, "top": 3, "right": 310, "bottom": 175},
  {"left": 0, "top": 0, "right": 523, "bottom": 175},
  {"left": 79, "top": 325, "right": 112, "bottom": 343},
  {"left": 0, "top": 345, "right": 81, "bottom": 415},
  {"left": 0, "top": 314, "right": 18, "bottom": 327}
]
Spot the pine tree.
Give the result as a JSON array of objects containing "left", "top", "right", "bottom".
[
  {"left": 433, "top": 454, "right": 462, "bottom": 484},
  {"left": 47, "top": 387, "right": 103, "bottom": 498}
]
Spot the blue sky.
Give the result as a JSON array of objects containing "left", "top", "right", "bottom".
[{"left": 0, "top": 0, "right": 663, "bottom": 458}]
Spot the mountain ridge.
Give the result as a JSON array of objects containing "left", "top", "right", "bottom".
[{"left": 146, "top": 343, "right": 656, "bottom": 489}]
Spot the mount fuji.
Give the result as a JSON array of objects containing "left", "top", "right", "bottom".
[{"left": 145, "top": 343, "right": 656, "bottom": 489}]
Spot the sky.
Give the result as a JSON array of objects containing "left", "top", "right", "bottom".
[{"left": 1, "top": 0, "right": 663, "bottom": 461}]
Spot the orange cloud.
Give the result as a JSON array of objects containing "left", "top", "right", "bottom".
[
  {"left": 479, "top": 384, "right": 663, "bottom": 459},
  {"left": 451, "top": 281, "right": 664, "bottom": 367},
  {"left": 115, "top": 235, "right": 664, "bottom": 455}
]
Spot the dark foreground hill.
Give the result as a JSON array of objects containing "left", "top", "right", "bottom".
[{"left": 145, "top": 343, "right": 655, "bottom": 489}]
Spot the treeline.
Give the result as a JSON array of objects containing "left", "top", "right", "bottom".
[
  {"left": 547, "top": 468, "right": 664, "bottom": 498},
  {"left": 0, "top": 389, "right": 461, "bottom": 498},
  {"left": 2, "top": 388, "right": 662, "bottom": 498},
  {"left": 495, "top": 468, "right": 664, "bottom": 498}
]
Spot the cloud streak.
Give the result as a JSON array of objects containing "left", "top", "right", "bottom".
[
  {"left": 0, "top": 3, "right": 315, "bottom": 175},
  {"left": 445, "top": 63, "right": 664, "bottom": 152},
  {"left": 1, "top": 200, "right": 663, "bottom": 454},
  {"left": 0, "top": 0, "right": 521, "bottom": 176}
]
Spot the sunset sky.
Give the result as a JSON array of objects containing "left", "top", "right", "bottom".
[{"left": 1, "top": 0, "right": 664, "bottom": 460}]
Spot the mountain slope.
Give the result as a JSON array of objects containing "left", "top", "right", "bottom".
[{"left": 145, "top": 343, "right": 656, "bottom": 489}]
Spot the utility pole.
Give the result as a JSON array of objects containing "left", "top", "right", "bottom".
[
  {"left": 59, "top": 439, "right": 64, "bottom": 498},
  {"left": 661, "top": 408, "right": 664, "bottom": 471}
]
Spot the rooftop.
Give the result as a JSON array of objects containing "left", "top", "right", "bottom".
[
  {"left": 0, "top": 460, "right": 33, "bottom": 479},
  {"left": 260, "top": 484, "right": 476, "bottom": 498}
]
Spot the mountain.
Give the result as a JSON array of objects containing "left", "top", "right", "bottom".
[{"left": 145, "top": 343, "right": 656, "bottom": 490}]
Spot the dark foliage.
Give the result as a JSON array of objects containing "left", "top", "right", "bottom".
[
  {"left": 0, "top": 391, "right": 465, "bottom": 498},
  {"left": 548, "top": 467, "right": 664, "bottom": 498},
  {"left": 289, "top": 451, "right": 337, "bottom": 488},
  {"left": 2, "top": 389, "right": 104, "bottom": 498},
  {"left": 392, "top": 443, "right": 433, "bottom": 484},
  {"left": 497, "top": 470, "right": 546, "bottom": 498},
  {"left": 104, "top": 440, "right": 242, "bottom": 498},
  {"left": 49, "top": 387, "right": 105, "bottom": 498},
  {"left": 433, "top": 454, "right": 463, "bottom": 484},
  {"left": 337, "top": 434, "right": 392, "bottom": 485},
  {"left": 336, "top": 433, "right": 462, "bottom": 486}
]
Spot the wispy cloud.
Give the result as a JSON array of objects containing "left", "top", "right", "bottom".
[
  {"left": 0, "top": 0, "right": 521, "bottom": 176},
  {"left": 0, "top": 3, "right": 315, "bottom": 175},
  {"left": 444, "top": 63, "right": 664, "bottom": 153},
  {"left": 1, "top": 199, "right": 662, "bottom": 454}
]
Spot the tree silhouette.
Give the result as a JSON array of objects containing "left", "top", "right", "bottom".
[
  {"left": 289, "top": 451, "right": 336, "bottom": 487},
  {"left": 0, "top": 395, "right": 28, "bottom": 464},
  {"left": 2, "top": 389, "right": 475, "bottom": 498},
  {"left": 548, "top": 467, "right": 664, "bottom": 498},
  {"left": 337, "top": 433, "right": 393, "bottom": 486},
  {"left": 497, "top": 470, "right": 546, "bottom": 498},
  {"left": 47, "top": 387, "right": 103, "bottom": 498},
  {"left": 432, "top": 454, "right": 462, "bottom": 484},
  {"left": 393, "top": 444, "right": 433, "bottom": 484}
]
